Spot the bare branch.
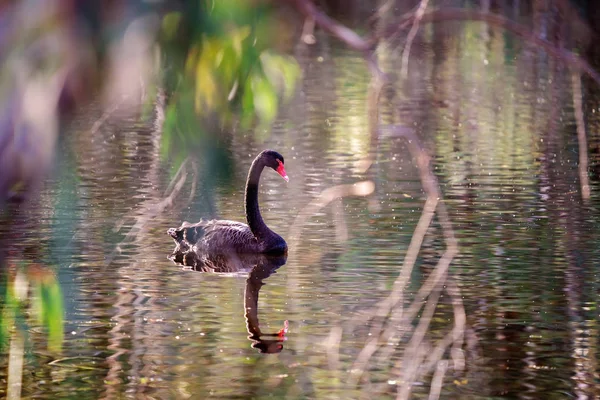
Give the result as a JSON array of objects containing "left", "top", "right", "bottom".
[{"left": 287, "top": 0, "right": 375, "bottom": 51}]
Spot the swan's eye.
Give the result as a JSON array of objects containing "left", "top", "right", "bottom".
[{"left": 276, "top": 160, "right": 289, "bottom": 182}]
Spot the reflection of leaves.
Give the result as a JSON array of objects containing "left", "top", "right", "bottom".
[
  {"left": 0, "top": 271, "right": 14, "bottom": 349},
  {"left": 31, "top": 267, "right": 64, "bottom": 352},
  {"left": 0, "top": 262, "right": 64, "bottom": 352}
]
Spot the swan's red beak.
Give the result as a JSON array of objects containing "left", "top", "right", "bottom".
[{"left": 276, "top": 160, "right": 289, "bottom": 182}]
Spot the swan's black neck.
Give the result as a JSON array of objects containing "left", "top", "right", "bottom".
[{"left": 245, "top": 157, "right": 274, "bottom": 240}]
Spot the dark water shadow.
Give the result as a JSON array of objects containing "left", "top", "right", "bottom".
[{"left": 169, "top": 247, "right": 288, "bottom": 353}]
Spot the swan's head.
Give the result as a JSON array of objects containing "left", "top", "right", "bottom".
[{"left": 261, "top": 150, "right": 288, "bottom": 182}]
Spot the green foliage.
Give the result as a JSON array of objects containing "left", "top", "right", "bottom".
[
  {"left": 160, "top": 89, "right": 205, "bottom": 169},
  {"left": 161, "top": 12, "right": 182, "bottom": 40},
  {"left": 158, "top": 0, "right": 300, "bottom": 164},
  {"left": 250, "top": 68, "right": 278, "bottom": 127}
]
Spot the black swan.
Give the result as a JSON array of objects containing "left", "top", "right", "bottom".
[{"left": 168, "top": 150, "right": 288, "bottom": 254}]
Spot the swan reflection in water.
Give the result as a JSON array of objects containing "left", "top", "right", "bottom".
[{"left": 169, "top": 247, "right": 288, "bottom": 353}]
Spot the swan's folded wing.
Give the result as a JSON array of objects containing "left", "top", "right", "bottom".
[
  {"left": 200, "top": 220, "right": 257, "bottom": 252},
  {"left": 169, "top": 219, "right": 259, "bottom": 252}
]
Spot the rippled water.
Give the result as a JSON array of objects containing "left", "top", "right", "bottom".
[{"left": 3, "top": 28, "right": 600, "bottom": 399}]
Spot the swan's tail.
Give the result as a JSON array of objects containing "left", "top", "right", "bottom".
[
  {"left": 167, "top": 220, "right": 207, "bottom": 244},
  {"left": 167, "top": 227, "right": 179, "bottom": 239}
]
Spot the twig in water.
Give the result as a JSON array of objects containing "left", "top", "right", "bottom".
[
  {"left": 571, "top": 72, "right": 590, "bottom": 202},
  {"left": 301, "top": 16, "right": 316, "bottom": 44},
  {"left": 344, "top": 125, "right": 462, "bottom": 399},
  {"left": 163, "top": 158, "right": 190, "bottom": 197},
  {"left": 187, "top": 159, "right": 199, "bottom": 204},
  {"left": 400, "top": 0, "right": 430, "bottom": 79},
  {"left": 397, "top": 278, "right": 443, "bottom": 400},
  {"left": 287, "top": 181, "right": 375, "bottom": 255},
  {"left": 7, "top": 330, "right": 24, "bottom": 400},
  {"left": 105, "top": 157, "right": 192, "bottom": 266},
  {"left": 428, "top": 360, "right": 449, "bottom": 400},
  {"left": 356, "top": 66, "right": 388, "bottom": 174},
  {"left": 326, "top": 326, "right": 343, "bottom": 371},
  {"left": 90, "top": 95, "right": 129, "bottom": 135}
]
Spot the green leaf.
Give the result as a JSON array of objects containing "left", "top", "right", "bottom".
[
  {"left": 251, "top": 72, "right": 277, "bottom": 125},
  {"left": 162, "top": 12, "right": 182, "bottom": 40},
  {"left": 260, "top": 52, "right": 300, "bottom": 100},
  {"left": 240, "top": 78, "right": 255, "bottom": 129}
]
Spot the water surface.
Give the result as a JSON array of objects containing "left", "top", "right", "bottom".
[{"left": 2, "top": 23, "right": 600, "bottom": 400}]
